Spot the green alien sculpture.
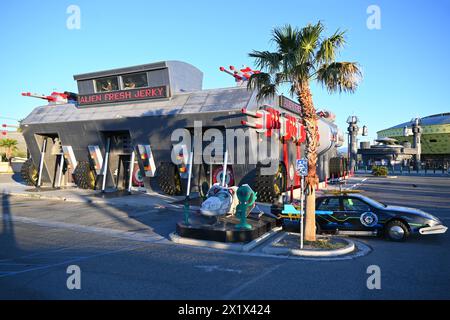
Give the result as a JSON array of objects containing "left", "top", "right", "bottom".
[{"left": 235, "top": 184, "right": 257, "bottom": 230}]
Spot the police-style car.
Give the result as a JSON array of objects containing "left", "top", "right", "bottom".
[{"left": 280, "top": 193, "right": 447, "bottom": 241}]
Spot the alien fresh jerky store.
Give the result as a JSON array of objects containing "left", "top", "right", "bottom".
[{"left": 20, "top": 60, "right": 341, "bottom": 201}]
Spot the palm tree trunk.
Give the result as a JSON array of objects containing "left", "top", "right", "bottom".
[{"left": 298, "top": 84, "right": 319, "bottom": 242}]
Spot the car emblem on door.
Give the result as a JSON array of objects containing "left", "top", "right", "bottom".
[{"left": 360, "top": 212, "right": 378, "bottom": 227}]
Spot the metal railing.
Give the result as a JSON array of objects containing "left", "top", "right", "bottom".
[{"left": 356, "top": 162, "right": 450, "bottom": 176}]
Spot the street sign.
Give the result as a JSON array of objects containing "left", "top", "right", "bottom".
[
  {"left": 295, "top": 158, "right": 308, "bottom": 249},
  {"left": 296, "top": 159, "right": 308, "bottom": 176}
]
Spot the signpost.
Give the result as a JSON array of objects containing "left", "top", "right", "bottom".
[{"left": 296, "top": 159, "right": 308, "bottom": 249}]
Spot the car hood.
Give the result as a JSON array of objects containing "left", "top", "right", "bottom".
[{"left": 384, "top": 205, "right": 439, "bottom": 221}]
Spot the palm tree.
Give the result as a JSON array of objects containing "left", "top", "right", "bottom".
[
  {"left": 248, "top": 22, "right": 362, "bottom": 241},
  {"left": 0, "top": 138, "right": 18, "bottom": 163}
]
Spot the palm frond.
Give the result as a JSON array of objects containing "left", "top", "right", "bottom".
[
  {"left": 316, "top": 29, "right": 346, "bottom": 64},
  {"left": 292, "top": 62, "right": 313, "bottom": 82},
  {"left": 247, "top": 72, "right": 277, "bottom": 101},
  {"left": 271, "top": 25, "right": 300, "bottom": 53},
  {"left": 297, "top": 21, "right": 324, "bottom": 63},
  {"left": 249, "top": 50, "right": 282, "bottom": 74},
  {"left": 316, "top": 62, "right": 362, "bottom": 93}
]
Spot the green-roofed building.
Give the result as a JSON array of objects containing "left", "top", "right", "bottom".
[{"left": 377, "top": 113, "right": 450, "bottom": 163}]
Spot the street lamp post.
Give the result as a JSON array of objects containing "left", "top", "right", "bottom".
[
  {"left": 412, "top": 118, "right": 422, "bottom": 171},
  {"left": 346, "top": 116, "right": 367, "bottom": 173}
]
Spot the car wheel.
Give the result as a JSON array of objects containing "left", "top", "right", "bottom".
[{"left": 385, "top": 220, "right": 410, "bottom": 241}]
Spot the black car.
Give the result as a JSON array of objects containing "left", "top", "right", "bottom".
[{"left": 280, "top": 193, "right": 447, "bottom": 241}]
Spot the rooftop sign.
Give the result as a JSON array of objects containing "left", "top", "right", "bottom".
[
  {"left": 279, "top": 96, "right": 302, "bottom": 116},
  {"left": 78, "top": 85, "right": 168, "bottom": 106}
]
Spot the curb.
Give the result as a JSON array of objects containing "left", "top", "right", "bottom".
[
  {"left": 169, "top": 227, "right": 282, "bottom": 252},
  {"left": 3, "top": 191, "right": 89, "bottom": 203},
  {"left": 262, "top": 233, "right": 355, "bottom": 257}
]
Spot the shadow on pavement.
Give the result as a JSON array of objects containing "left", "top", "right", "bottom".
[
  {"left": 11, "top": 172, "right": 24, "bottom": 185},
  {"left": 0, "top": 194, "right": 22, "bottom": 258}
]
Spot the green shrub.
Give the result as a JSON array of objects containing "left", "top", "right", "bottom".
[{"left": 372, "top": 166, "right": 388, "bottom": 176}]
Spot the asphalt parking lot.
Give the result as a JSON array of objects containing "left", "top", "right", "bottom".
[{"left": 0, "top": 174, "right": 449, "bottom": 299}]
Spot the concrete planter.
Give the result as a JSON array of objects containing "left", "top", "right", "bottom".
[
  {"left": 10, "top": 160, "right": 24, "bottom": 173},
  {"left": 0, "top": 162, "right": 13, "bottom": 174},
  {"left": 262, "top": 233, "right": 356, "bottom": 257}
]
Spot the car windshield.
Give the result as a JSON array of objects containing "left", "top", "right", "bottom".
[{"left": 356, "top": 195, "right": 387, "bottom": 208}]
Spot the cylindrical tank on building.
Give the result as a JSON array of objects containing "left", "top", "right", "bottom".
[{"left": 329, "top": 157, "right": 348, "bottom": 177}]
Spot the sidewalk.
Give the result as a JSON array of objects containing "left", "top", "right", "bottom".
[
  {"left": 0, "top": 173, "right": 188, "bottom": 210},
  {"left": 0, "top": 173, "right": 276, "bottom": 214}
]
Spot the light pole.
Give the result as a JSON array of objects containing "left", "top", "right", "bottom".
[
  {"left": 346, "top": 115, "right": 367, "bottom": 173},
  {"left": 404, "top": 118, "right": 422, "bottom": 170}
]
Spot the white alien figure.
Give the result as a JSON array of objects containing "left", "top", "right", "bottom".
[{"left": 200, "top": 183, "right": 239, "bottom": 217}]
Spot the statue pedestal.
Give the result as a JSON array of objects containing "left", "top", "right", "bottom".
[{"left": 176, "top": 212, "right": 276, "bottom": 243}]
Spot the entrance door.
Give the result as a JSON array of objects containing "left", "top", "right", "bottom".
[{"left": 101, "top": 131, "right": 133, "bottom": 191}]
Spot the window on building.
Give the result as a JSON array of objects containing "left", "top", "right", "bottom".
[
  {"left": 121, "top": 72, "right": 148, "bottom": 90},
  {"left": 95, "top": 77, "right": 119, "bottom": 92}
]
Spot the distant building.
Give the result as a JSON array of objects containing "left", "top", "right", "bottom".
[
  {"left": 377, "top": 113, "right": 450, "bottom": 163},
  {"left": 358, "top": 137, "right": 417, "bottom": 166}
]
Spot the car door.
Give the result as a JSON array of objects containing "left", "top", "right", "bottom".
[
  {"left": 316, "top": 197, "right": 343, "bottom": 230},
  {"left": 342, "top": 197, "right": 376, "bottom": 230}
]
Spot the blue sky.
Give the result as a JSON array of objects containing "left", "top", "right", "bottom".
[{"left": 1, "top": 0, "right": 449, "bottom": 143}]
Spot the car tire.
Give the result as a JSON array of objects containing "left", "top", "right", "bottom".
[
  {"left": 385, "top": 220, "right": 410, "bottom": 242},
  {"left": 198, "top": 164, "right": 211, "bottom": 199},
  {"left": 21, "top": 158, "right": 38, "bottom": 186},
  {"left": 254, "top": 162, "right": 286, "bottom": 203},
  {"left": 73, "top": 160, "right": 96, "bottom": 190},
  {"left": 157, "top": 162, "right": 182, "bottom": 196}
]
